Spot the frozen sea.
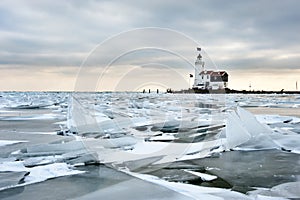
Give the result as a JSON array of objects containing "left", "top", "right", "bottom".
[{"left": 0, "top": 91, "right": 300, "bottom": 200}]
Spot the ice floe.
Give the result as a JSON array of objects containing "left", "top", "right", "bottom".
[
  {"left": 183, "top": 169, "right": 217, "bottom": 181},
  {"left": 12, "top": 139, "right": 99, "bottom": 166},
  {"left": 0, "top": 113, "right": 64, "bottom": 121},
  {"left": 0, "top": 161, "right": 84, "bottom": 191},
  {"left": 0, "top": 140, "right": 27, "bottom": 147},
  {"left": 256, "top": 114, "right": 300, "bottom": 124},
  {"left": 248, "top": 181, "right": 300, "bottom": 199},
  {"left": 23, "top": 163, "right": 84, "bottom": 185}
]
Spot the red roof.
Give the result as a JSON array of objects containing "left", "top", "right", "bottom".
[
  {"left": 211, "top": 71, "right": 227, "bottom": 76},
  {"left": 200, "top": 70, "right": 227, "bottom": 76}
]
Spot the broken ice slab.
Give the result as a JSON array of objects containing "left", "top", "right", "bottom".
[
  {"left": 112, "top": 156, "right": 165, "bottom": 172},
  {"left": 256, "top": 114, "right": 300, "bottom": 125},
  {"left": 147, "top": 133, "right": 176, "bottom": 142},
  {"left": 224, "top": 107, "right": 300, "bottom": 153},
  {"left": 173, "top": 129, "right": 223, "bottom": 143},
  {"left": 149, "top": 120, "right": 221, "bottom": 134},
  {"left": 7, "top": 104, "right": 51, "bottom": 109},
  {"left": 11, "top": 140, "right": 87, "bottom": 159},
  {"left": 0, "top": 113, "right": 63, "bottom": 121},
  {"left": 26, "top": 140, "right": 86, "bottom": 155},
  {"left": 248, "top": 181, "right": 300, "bottom": 199},
  {"left": 0, "top": 160, "right": 85, "bottom": 191},
  {"left": 225, "top": 111, "right": 251, "bottom": 149},
  {"left": 69, "top": 115, "right": 144, "bottom": 137},
  {"left": 237, "top": 107, "right": 273, "bottom": 136},
  {"left": 63, "top": 151, "right": 99, "bottom": 165},
  {"left": 150, "top": 168, "right": 204, "bottom": 182},
  {"left": 133, "top": 119, "right": 211, "bottom": 133},
  {"left": 24, "top": 163, "right": 85, "bottom": 187},
  {"left": 271, "top": 134, "right": 300, "bottom": 153},
  {"left": 10, "top": 138, "right": 101, "bottom": 166},
  {"left": 272, "top": 127, "right": 298, "bottom": 135},
  {"left": 21, "top": 150, "right": 99, "bottom": 167},
  {"left": 150, "top": 120, "right": 181, "bottom": 132},
  {"left": 188, "top": 124, "right": 225, "bottom": 135},
  {"left": 80, "top": 128, "right": 130, "bottom": 139},
  {"left": 90, "top": 138, "right": 225, "bottom": 168},
  {"left": 183, "top": 169, "right": 217, "bottom": 181},
  {"left": 0, "top": 160, "right": 27, "bottom": 172},
  {"left": 23, "top": 156, "right": 62, "bottom": 167}
]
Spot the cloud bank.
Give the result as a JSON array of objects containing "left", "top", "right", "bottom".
[{"left": 0, "top": 0, "right": 299, "bottom": 90}]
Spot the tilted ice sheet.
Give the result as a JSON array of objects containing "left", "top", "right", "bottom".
[
  {"left": 224, "top": 107, "right": 300, "bottom": 153},
  {"left": 225, "top": 111, "right": 251, "bottom": 149},
  {"left": 237, "top": 107, "right": 273, "bottom": 135}
]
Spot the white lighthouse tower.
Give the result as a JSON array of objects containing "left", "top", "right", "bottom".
[{"left": 193, "top": 48, "right": 205, "bottom": 89}]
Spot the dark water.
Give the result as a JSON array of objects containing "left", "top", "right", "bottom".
[
  {"left": 149, "top": 150, "right": 300, "bottom": 194},
  {"left": 196, "top": 150, "right": 300, "bottom": 193}
]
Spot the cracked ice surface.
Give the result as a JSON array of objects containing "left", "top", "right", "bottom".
[{"left": 0, "top": 92, "right": 300, "bottom": 199}]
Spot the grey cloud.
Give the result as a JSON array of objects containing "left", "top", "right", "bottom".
[{"left": 0, "top": 0, "right": 299, "bottom": 72}]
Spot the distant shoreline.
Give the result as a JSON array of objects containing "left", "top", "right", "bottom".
[
  {"left": 173, "top": 88, "right": 300, "bottom": 94},
  {"left": 0, "top": 89, "right": 299, "bottom": 94}
]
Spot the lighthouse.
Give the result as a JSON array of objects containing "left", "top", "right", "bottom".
[
  {"left": 192, "top": 47, "right": 229, "bottom": 90},
  {"left": 193, "top": 48, "right": 205, "bottom": 89}
]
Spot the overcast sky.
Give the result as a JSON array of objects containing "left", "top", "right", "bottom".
[{"left": 0, "top": 0, "right": 300, "bottom": 91}]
